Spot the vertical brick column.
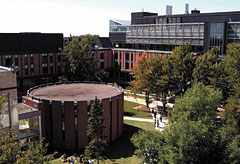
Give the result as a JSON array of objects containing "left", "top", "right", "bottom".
[
  {"left": 64, "top": 101, "right": 75, "bottom": 149},
  {"left": 41, "top": 100, "right": 52, "bottom": 143},
  {"left": 104, "top": 51, "right": 108, "bottom": 68},
  {"left": 102, "top": 98, "right": 110, "bottom": 143},
  {"left": 118, "top": 93, "right": 124, "bottom": 136},
  {"left": 21, "top": 55, "right": 25, "bottom": 76},
  {"left": 47, "top": 53, "right": 50, "bottom": 74},
  {"left": 51, "top": 101, "right": 62, "bottom": 148},
  {"left": 123, "top": 51, "right": 125, "bottom": 69},
  {"left": 39, "top": 54, "right": 43, "bottom": 75},
  {"left": 77, "top": 101, "right": 88, "bottom": 149},
  {"left": 53, "top": 53, "right": 56, "bottom": 74},
  {"left": 111, "top": 96, "right": 118, "bottom": 141}
]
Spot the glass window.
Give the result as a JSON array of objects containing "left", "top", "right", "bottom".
[
  {"left": 5, "top": 55, "right": 12, "bottom": 67},
  {"left": 210, "top": 23, "right": 224, "bottom": 55},
  {"left": 114, "top": 51, "right": 118, "bottom": 69},
  {"left": 125, "top": 51, "right": 129, "bottom": 69}
]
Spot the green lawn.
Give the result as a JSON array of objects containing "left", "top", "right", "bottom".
[
  {"left": 50, "top": 120, "right": 154, "bottom": 164},
  {"left": 124, "top": 100, "right": 152, "bottom": 119}
]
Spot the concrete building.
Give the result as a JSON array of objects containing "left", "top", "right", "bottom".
[{"left": 0, "top": 66, "right": 18, "bottom": 134}]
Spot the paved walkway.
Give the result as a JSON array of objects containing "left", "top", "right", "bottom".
[
  {"left": 124, "top": 116, "right": 154, "bottom": 122},
  {"left": 124, "top": 92, "right": 174, "bottom": 108},
  {"left": 123, "top": 92, "right": 171, "bottom": 131}
]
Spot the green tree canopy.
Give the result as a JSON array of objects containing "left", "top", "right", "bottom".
[
  {"left": 131, "top": 52, "right": 151, "bottom": 107},
  {"left": 148, "top": 55, "right": 171, "bottom": 111},
  {"left": 63, "top": 34, "right": 108, "bottom": 81},
  {"left": 132, "top": 83, "right": 224, "bottom": 164},
  {"left": 169, "top": 44, "right": 196, "bottom": 96},
  {"left": 131, "top": 130, "right": 165, "bottom": 164},
  {"left": 16, "top": 139, "right": 56, "bottom": 164},
  {"left": 224, "top": 43, "right": 240, "bottom": 97},
  {"left": 193, "top": 48, "right": 218, "bottom": 86},
  {"left": 169, "top": 83, "right": 222, "bottom": 123}
]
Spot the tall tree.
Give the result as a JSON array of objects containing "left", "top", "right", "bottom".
[
  {"left": 169, "top": 44, "right": 196, "bottom": 96},
  {"left": 224, "top": 43, "right": 240, "bottom": 97},
  {"left": 221, "top": 96, "right": 240, "bottom": 164},
  {"left": 131, "top": 52, "right": 151, "bottom": 107},
  {"left": 63, "top": 35, "right": 103, "bottom": 81},
  {"left": 0, "top": 129, "right": 21, "bottom": 164},
  {"left": 193, "top": 48, "right": 218, "bottom": 86},
  {"left": 169, "top": 83, "right": 222, "bottom": 123},
  {"left": 132, "top": 83, "right": 224, "bottom": 164},
  {"left": 17, "top": 139, "right": 56, "bottom": 164},
  {"left": 148, "top": 55, "right": 170, "bottom": 112},
  {"left": 131, "top": 130, "right": 165, "bottom": 164},
  {"left": 194, "top": 50, "right": 233, "bottom": 103},
  {"left": 85, "top": 97, "right": 107, "bottom": 164}
]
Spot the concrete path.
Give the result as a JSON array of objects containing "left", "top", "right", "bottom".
[
  {"left": 124, "top": 92, "right": 174, "bottom": 108},
  {"left": 124, "top": 116, "right": 168, "bottom": 131},
  {"left": 124, "top": 92, "right": 172, "bottom": 131},
  {"left": 124, "top": 116, "right": 154, "bottom": 122}
]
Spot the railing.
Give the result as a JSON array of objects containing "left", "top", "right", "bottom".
[{"left": 27, "top": 81, "right": 124, "bottom": 102}]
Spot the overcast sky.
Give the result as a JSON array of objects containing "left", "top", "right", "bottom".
[{"left": 0, "top": 0, "right": 239, "bottom": 37}]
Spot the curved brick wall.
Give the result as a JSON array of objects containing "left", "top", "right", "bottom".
[{"left": 24, "top": 82, "right": 124, "bottom": 149}]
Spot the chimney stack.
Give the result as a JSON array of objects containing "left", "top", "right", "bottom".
[
  {"left": 166, "top": 5, "right": 173, "bottom": 15},
  {"left": 185, "top": 3, "right": 189, "bottom": 14}
]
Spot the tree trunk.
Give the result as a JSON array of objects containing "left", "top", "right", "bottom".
[
  {"left": 97, "top": 130, "right": 99, "bottom": 164},
  {"left": 145, "top": 91, "right": 150, "bottom": 108},
  {"left": 162, "top": 95, "right": 167, "bottom": 113}
]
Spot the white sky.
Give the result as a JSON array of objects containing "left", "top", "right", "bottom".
[{"left": 0, "top": 0, "right": 239, "bottom": 37}]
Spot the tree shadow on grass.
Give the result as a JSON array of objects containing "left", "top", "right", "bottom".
[
  {"left": 104, "top": 123, "right": 141, "bottom": 161},
  {"left": 124, "top": 111, "right": 134, "bottom": 117}
]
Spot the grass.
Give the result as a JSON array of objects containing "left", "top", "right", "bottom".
[
  {"left": 124, "top": 100, "right": 152, "bottom": 119},
  {"left": 50, "top": 120, "right": 154, "bottom": 164}
]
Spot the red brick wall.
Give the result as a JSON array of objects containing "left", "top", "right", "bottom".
[
  {"left": 39, "top": 54, "right": 43, "bottom": 75},
  {"left": 102, "top": 98, "right": 110, "bottom": 143},
  {"left": 64, "top": 101, "right": 75, "bottom": 149},
  {"left": 77, "top": 101, "right": 88, "bottom": 148},
  {"left": 111, "top": 96, "right": 118, "bottom": 141},
  {"left": 41, "top": 100, "right": 52, "bottom": 142},
  {"left": 118, "top": 93, "right": 124, "bottom": 136},
  {"left": 51, "top": 101, "right": 62, "bottom": 148}
]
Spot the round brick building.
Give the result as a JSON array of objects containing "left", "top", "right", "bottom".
[{"left": 22, "top": 82, "right": 124, "bottom": 149}]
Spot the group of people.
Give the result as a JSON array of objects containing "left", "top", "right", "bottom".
[
  {"left": 152, "top": 108, "right": 163, "bottom": 128},
  {"left": 61, "top": 153, "right": 90, "bottom": 164}
]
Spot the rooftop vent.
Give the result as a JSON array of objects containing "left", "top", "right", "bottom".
[{"left": 191, "top": 9, "right": 200, "bottom": 14}]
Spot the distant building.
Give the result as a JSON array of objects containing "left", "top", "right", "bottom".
[
  {"left": 106, "top": 9, "right": 240, "bottom": 85},
  {"left": 0, "top": 33, "right": 64, "bottom": 100}
]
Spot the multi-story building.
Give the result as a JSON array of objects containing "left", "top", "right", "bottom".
[
  {"left": 0, "top": 66, "right": 18, "bottom": 135},
  {"left": 106, "top": 8, "right": 240, "bottom": 85},
  {"left": 0, "top": 33, "right": 64, "bottom": 99}
]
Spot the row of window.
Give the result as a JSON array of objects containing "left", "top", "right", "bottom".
[{"left": 2, "top": 54, "right": 62, "bottom": 76}]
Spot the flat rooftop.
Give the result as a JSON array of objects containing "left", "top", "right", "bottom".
[{"left": 31, "top": 83, "right": 122, "bottom": 102}]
